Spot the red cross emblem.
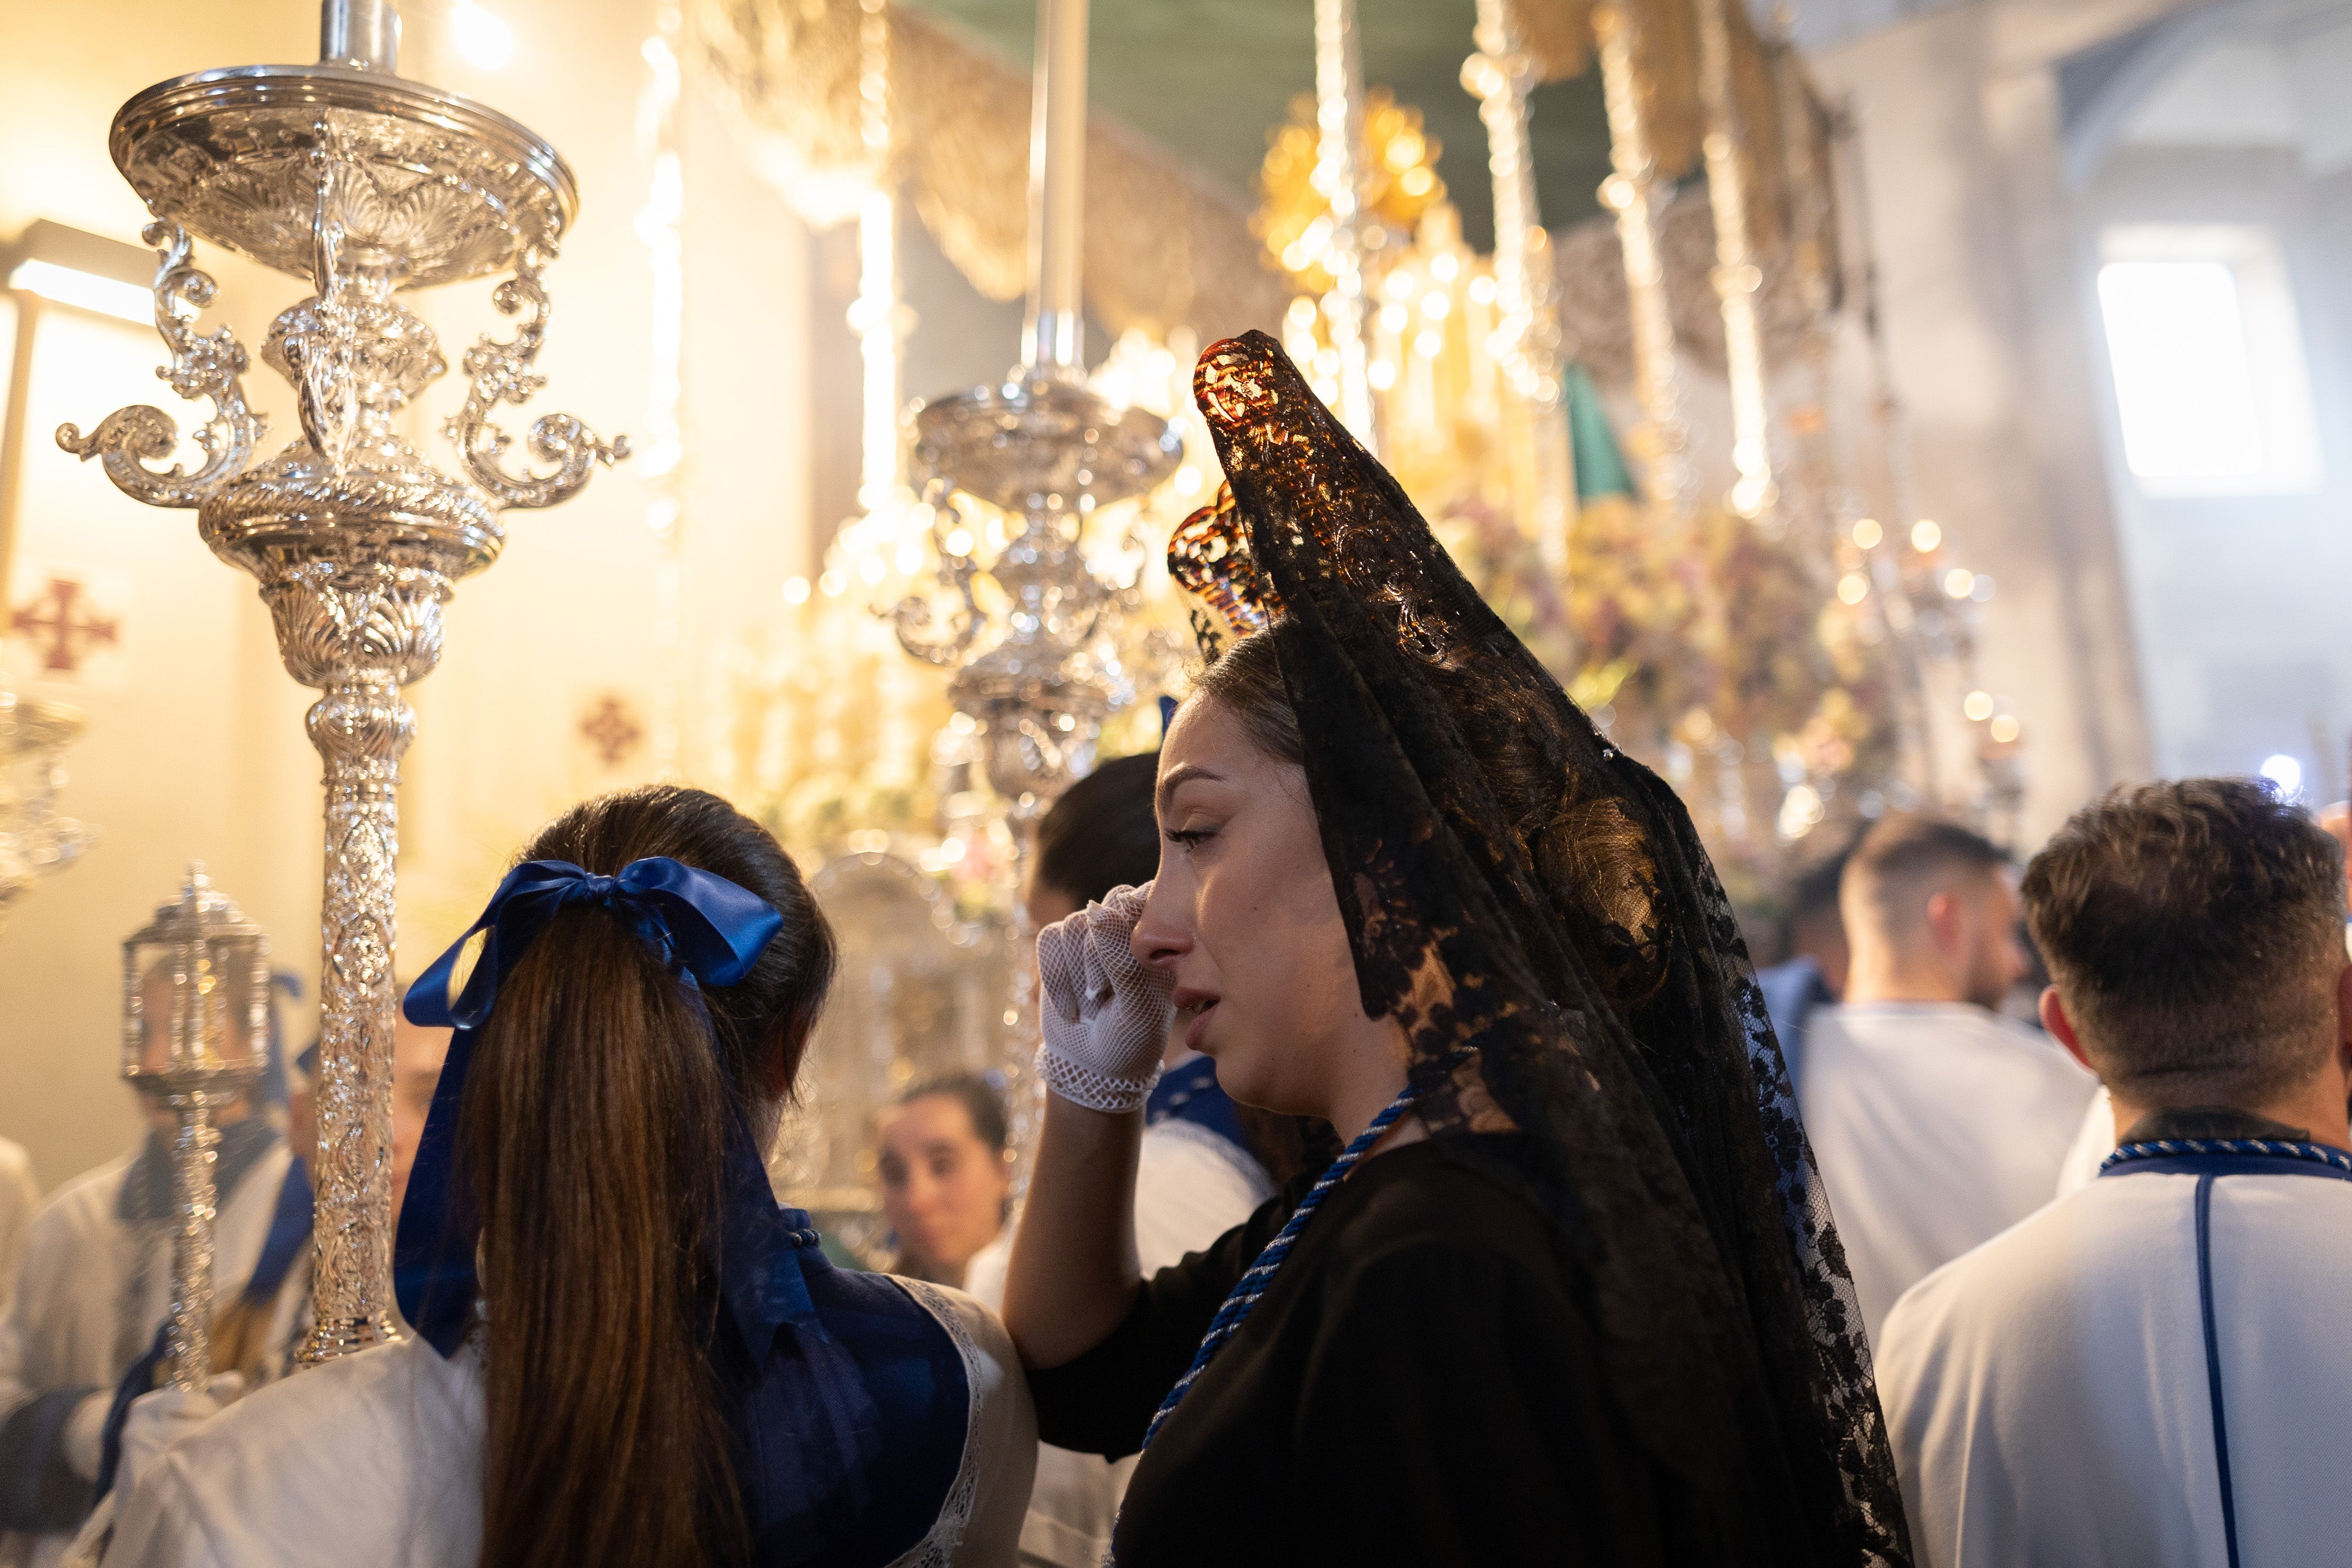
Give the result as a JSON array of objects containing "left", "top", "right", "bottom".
[
  {"left": 11, "top": 577, "right": 120, "bottom": 674},
  {"left": 579, "top": 693, "right": 644, "bottom": 767}
]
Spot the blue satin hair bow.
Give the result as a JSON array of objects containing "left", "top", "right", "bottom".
[{"left": 395, "top": 857, "right": 820, "bottom": 1364}]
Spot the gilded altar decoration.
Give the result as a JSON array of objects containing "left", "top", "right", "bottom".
[
  {"left": 704, "top": 0, "right": 2020, "bottom": 942},
  {"left": 58, "top": 0, "right": 624, "bottom": 1363},
  {"left": 1218, "top": 0, "right": 2020, "bottom": 900}
]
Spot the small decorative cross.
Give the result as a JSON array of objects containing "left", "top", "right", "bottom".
[
  {"left": 578, "top": 693, "right": 643, "bottom": 768},
  {"left": 11, "top": 577, "right": 120, "bottom": 673}
]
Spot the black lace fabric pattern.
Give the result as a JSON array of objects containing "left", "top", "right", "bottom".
[{"left": 1178, "top": 331, "right": 1912, "bottom": 1566}]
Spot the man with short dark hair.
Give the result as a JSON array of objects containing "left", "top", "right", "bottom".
[
  {"left": 1877, "top": 778, "right": 2352, "bottom": 1567},
  {"left": 1796, "top": 813, "right": 2095, "bottom": 1339}
]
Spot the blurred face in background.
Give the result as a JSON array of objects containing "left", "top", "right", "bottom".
[
  {"left": 874, "top": 1091, "right": 1011, "bottom": 1288},
  {"left": 1956, "top": 871, "right": 2030, "bottom": 1012},
  {"left": 1024, "top": 878, "right": 1083, "bottom": 935},
  {"left": 390, "top": 1012, "right": 453, "bottom": 1222},
  {"left": 2320, "top": 803, "right": 2352, "bottom": 915}
]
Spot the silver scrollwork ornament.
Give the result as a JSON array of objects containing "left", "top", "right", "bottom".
[{"left": 59, "top": 12, "right": 625, "bottom": 1364}]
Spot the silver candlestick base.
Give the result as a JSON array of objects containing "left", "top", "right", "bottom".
[
  {"left": 61, "top": 13, "right": 623, "bottom": 1365},
  {"left": 898, "top": 369, "right": 1180, "bottom": 811}
]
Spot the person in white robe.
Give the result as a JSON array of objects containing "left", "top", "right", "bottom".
[
  {"left": 101, "top": 1284, "right": 1033, "bottom": 1568},
  {"left": 101, "top": 788, "right": 1034, "bottom": 1568},
  {"left": 1877, "top": 777, "right": 2352, "bottom": 1567},
  {"left": 54, "top": 994, "right": 495, "bottom": 1568},
  {"left": 1796, "top": 813, "right": 2095, "bottom": 1341},
  {"left": 0, "top": 968, "right": 288, "bottom": 1568},
  {"left": 960, "top": 751, "right": 1278, "bottom": 1568},
  {"left": 0, "top": 1139, "right": 39, "bottom": 1318},
  {"left": 965, "top": 1048, "right": 1272, "bottom": 1568},
  {"left": 2053, "top": 1085, "right": 2114, "bottom": 1197}
]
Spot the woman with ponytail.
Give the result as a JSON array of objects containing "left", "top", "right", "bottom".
[{"left": 103, "top": 786, "right": 1036, "bottom": 1568}]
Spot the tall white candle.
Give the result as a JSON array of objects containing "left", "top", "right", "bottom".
[{"left": 1021, "top": 0, "right": 1089, "bottom": 372}]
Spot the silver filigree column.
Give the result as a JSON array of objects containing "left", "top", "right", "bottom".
[
  {"left": 121, "top": 866, "right": 270, "bottom": 1390},
  {"left": 897, "top": 0, "right": 1177, "bottom": 1174},
  {"left": 1593, "top": 2, "right": 1693, "bottom": 517},
  {"left": 1314, "top": 0, "right": 1379, "bottom": 453},
  {"left": 1464, "top": 0, "right": 1577, "bottom": 576},
  {"left": 60, "top": 0, "right": 624, "bottom": 1363},
  {"left": 1695, "top": 0, "right": 1778, "bottom": 522}
]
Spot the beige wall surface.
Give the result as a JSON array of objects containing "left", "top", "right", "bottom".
[{"left": 0, "top": 0, "right": 816, "bottom": 1191}]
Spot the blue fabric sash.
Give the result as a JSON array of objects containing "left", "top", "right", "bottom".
[
  {"left": 243, "top": 1154, "right": 313, "bottom": 1307},
  {"left": 2100, "top": 1136, "right": 2352, "bottom": 1568}
]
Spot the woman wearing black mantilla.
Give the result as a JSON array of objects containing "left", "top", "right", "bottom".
[{"left": 1000, "top": 331, "right": 1913, "bottom": 1567}]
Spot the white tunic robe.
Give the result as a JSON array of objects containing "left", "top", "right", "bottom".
[
  {"left": 1, "top": 1141, "right": 292, "bottom": 1568},
  {"left": 964, "top": 1116, "right": 1272, "bottom": 1568},
  {"left": 2053, "top": 1086, "right": 2116, "bottom": 1198},
  {"left": 103, "top": 1279, "right": 1034, "bottom": 1568},
  {"left": 1797, "top": 1002, "right": 2096, "bottom": 1341},
  {"left": 0, "top": 1140, "right": 39, "bottom": 1319},
  {"left": 1876, "top": 1160, "right": 2352, "bottom": 1567}
]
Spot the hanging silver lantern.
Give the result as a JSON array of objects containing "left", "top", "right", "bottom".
[{"left": 120, "top": 865, "right": 272, "bottom": 1392}]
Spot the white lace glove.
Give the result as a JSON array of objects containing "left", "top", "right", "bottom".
[
  {"left": 115, "top": 1374, "right": 243, "bottom": 1499},
  {"left": 1035, "top": 883, "right": 1175, "bottom": 1113}
]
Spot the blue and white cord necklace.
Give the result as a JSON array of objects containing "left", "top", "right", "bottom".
[
  {"left": 1101, "top": 1083, "right": 1419, "bottom": 1567},
  {"left": 1141, "top": 1082, "right": 1419, "bottom": 1449},
  {"left": 2100, "top": 1136, "right": 2352, "bottom": 1175}
]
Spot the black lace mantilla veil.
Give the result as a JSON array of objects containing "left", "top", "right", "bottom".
[{"left": 1174, "top": 332, "right": 1912, "bottom": 1566}]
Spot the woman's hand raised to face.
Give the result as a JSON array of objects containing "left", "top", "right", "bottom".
[{"left": 1035, "top": 883, "right": 1176, "bottom": 1114}]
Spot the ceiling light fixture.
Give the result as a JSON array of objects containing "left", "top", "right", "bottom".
[{"left": 4, "top": 220, "right": 156, "bottom": 326}]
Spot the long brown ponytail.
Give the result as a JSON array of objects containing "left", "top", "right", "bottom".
[{"left": 457, "top": 786, "right": 836, "bottom": 1568}]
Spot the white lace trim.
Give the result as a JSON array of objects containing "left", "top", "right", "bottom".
[
  {"left": 886, "top": 1279, "right": 987, "bottom": 1568},
  {"left": 1037, "top": 1043, "right": 1162, "bottom": 1114}
]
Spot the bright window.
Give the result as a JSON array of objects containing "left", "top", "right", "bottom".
[{"left": 2095, "top": 225, "right": 2321, "bottom": 497}]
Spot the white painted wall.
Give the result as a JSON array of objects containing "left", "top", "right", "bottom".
[
  {"left": 1810, "top": 0, "right": 2172, "bottom": 840},
  {"left": 2082, "top": 8, "right": 2352, "bottom": 792}
]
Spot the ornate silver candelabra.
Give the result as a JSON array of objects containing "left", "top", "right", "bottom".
[
  {"left": 121, "top": 865, "right": 271, "bottom": 1391},
  {"left": 896, "top": 379, "right": 1177, "bottom": 816},
  {"left": 0, "top": 689, "right": 91, "bottom": 925},
  {"left": 59, "top": 0, "right": 624, "bottom": 1362},
  {"left": 894, "top": 0, "right": 1178, "bottom": 829},
  {"left": 893, "top": 0, "right": 1176, "bottom": 1174}
]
